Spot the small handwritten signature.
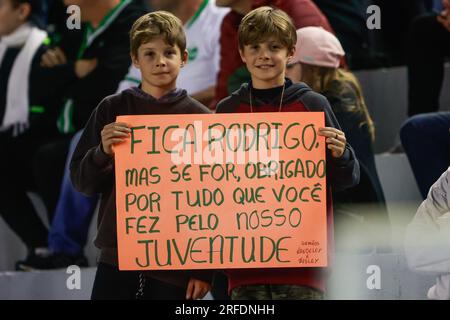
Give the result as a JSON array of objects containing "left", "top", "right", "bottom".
[{"left": 297, "top": 240, "right": 321, "bottom": 264}]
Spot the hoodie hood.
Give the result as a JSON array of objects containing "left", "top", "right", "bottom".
[
  {"left": 127, "top": 86, "right": 188, "bottom": 106},
  {"left": 231, "top": 78, "right": 313, "bottom": 107}
]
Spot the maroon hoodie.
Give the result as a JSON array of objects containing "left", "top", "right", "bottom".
[{"left": 216, "top": 79, "right": 360, "bottom": 293}]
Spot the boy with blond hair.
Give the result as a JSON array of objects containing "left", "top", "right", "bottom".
[
  {"left": 70, "top": 11, "right": 212, "bottom": 300},
  {"left": 216, "top": 6, "right": 360, "bottom": 300}
]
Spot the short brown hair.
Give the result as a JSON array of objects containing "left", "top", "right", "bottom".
[
  {"left": 130, "top": 11, "right": 186, "bottom": 58},
  {"left": 238, "top": 6, "right": 297, "bottom": 51}
]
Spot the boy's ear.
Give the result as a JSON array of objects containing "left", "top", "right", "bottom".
[
  {"left": 18, "top": 3, "right": 32, "bottom": 22},
  {"left": 238, "top": 48, "right": 246, "bottom": 63},
  {"left": 287, "top": 46, "right": 296, "bottom": 62},
  {"left": 131, "top": 53, "right": 140, "bottom": 69},
  {"left": 181, "top": 49, "right": 189, "bottom": 67}
]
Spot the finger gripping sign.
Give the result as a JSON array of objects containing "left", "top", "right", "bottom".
[{"left": 115, "top": 112, "right": 327, "bottom": 270}]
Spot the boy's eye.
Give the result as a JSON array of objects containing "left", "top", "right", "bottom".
[
  {"left": 145, "top": 52, "right": 154, "bottom": 57},
  {"left": 165, "top": 50, "right": 176, "bottom": 56}
]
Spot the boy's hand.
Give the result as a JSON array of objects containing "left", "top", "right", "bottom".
[
  {"left": 318, "top": 127, "right": 346, "bottom": 158},
  {"left": 185, "top": 278, "right": 211, "bottom": 300},
  {"left": 100, "top": 122, "right": 131, "bottom": 155},
  {"left": 41, "top": 47, "right": 67, "bottom": 67},
  {"left": 75, "top": 59, "right": 98, "bottom": 78}
]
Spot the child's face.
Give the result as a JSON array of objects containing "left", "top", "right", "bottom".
[
  {"left": 0, "top": 0, "right": 29, "bottom": 37},
  {"left": 239, "top": 37, "right": 294, "bottom": 88},
  {"left": 132, "top": 37, "right": 188, "bottom": 93},
  {"left": 286, "top": 62, "right": 302, "bottom": 83}
]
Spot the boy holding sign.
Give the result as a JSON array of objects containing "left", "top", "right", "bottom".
[
  {"left": 70, "top": 11, "right": 212, "bottom": 300},
  {"left": 215, "top": 7, "right": 360, "bottom": 300}
]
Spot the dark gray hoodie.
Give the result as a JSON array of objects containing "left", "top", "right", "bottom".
[{"left": 70, "top": 86, "right": 212, "bottom": 286}]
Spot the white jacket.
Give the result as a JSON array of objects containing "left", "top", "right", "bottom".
[{"left": 404, "top": 167, "right": 450, "bottom": 299}]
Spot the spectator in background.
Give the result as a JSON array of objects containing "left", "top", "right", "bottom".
[
  {"left": 213, "top": 0, "right": 334, "bottom": 104},
  {"left": 18, "top": 130, "right": 91, "bottom": 269},
  {"left": 312, "top": 0, "right": 384, "bottom": 70},
  {"left": 0, "top": 0, "right": 60, "bottom": 270},
  {"left": 374, "top": 0, "right": 430, "bottom": 67},
  {"left": 31, "top": 0, "right": 145, "bottom": 218},
  {"left": 286, "top": 27, "right": 389, "bottom": 252},
  {"left": 14, "top": 0, "right": 146, "bottom": 271},
  {"left": 407, "top": 0, "right": 450, "bottom": 116},
  {"left": 405, "top": 167, "right": 450, "bottom": 300},
  {"left": 400, "top": 112, "right": 450, "bottom": 199}
]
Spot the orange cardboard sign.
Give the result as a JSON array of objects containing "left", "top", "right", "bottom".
[{"left": 115, "top": 112, "right": 327, "bottom": 270}]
